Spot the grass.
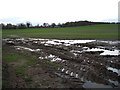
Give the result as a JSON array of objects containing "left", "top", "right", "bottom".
[
  {"left": 3, "top": 50, "right": 36, "bottom": 75},
  {"left": 41, "top": 60, "right": 61, "bottom": 68},
  {"left": 28, "top": 81, "right": 49, "bottom": 88},
  {"left": 3, "top": 51, "right": 25, "bottom": 62},
  {"left": 3, "top": 50, "right": 36, "bottom": 65},
  {"left": 24, "top": 76, "right": 32, "bottom": 82},
  {"left": 2, "top": 24, "right": 119, "bottom": 40},
  {"left": 2, "top": 82, "right": 9, "bottom": 88},
  {"left": 14, "top": 66, "right": 25, "bottom": 75}
]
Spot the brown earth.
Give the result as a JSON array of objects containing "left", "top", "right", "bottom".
[{"left": 2, "top": 38, "right": 120, "bottom": 89}]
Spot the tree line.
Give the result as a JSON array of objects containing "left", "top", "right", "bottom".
[{"left": 1, "top": 21, "right": 118, "bottom": 30}]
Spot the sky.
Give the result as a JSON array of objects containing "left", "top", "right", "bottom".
[{"left": 0, "top": 0, "right": 119, "bottom": 25}]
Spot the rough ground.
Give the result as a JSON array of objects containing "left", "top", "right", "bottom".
[{"left": 2, "top": 38, "right": 120, "bottom": 88}]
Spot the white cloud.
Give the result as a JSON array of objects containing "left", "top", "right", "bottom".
[{"left": 0, "top": 0, "right": 119, "bottom": 25}]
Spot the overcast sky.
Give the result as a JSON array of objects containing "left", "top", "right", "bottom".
[{"left": 0, "top": 0, "right": 119, "bottom": 25}]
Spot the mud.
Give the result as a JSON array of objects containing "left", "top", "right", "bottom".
[{"left": 2, "top": 38, "right": 120, "bottom": 88}]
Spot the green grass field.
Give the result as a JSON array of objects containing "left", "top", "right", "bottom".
[{"left": 2, "top": 24, "right": 119, "bottom": 40}]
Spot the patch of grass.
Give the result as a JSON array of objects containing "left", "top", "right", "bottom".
[
  {"left": 41, "top": 60, "right": 61, "bottom": 68},
  {"left": 14, "top": 66, "right": 25, "bottom": 75},
  {"left": 24, "top": 76, "right": 32, "bottom": 82},
  {"left": 3, "top": 51, "right": 24, "bottom": 62},
  {"left": 3, "top": 50, "right": 36, "bottom": 76},
  {"left": 2, "top": 82, "right": 9, "bottom": 88},
  {"left": 2, "top": 24, "right": 119, "bottom": 40},
  {"left": 26, "top": 58, "right": 36, "bottom": 66},
  {"left": 39, "top": 81, "right": 49, "bottom": 87},
  {"left": 28, "top": 81, "right": 49, "bottom": 88},
  {"left": 28, "top": 82, "right": 40, "bottom": 88},
  {"left": 3, "top": 50, "right": 36, "bottom": 66}
]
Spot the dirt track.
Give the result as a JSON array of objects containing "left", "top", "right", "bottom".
[{"left": 2, "top": 38, "right": 120, "bottom": 88}]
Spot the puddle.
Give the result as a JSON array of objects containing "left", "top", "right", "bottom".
[
  {"left": 70, "top": 72, "right": 74, "bottom": 77},
  {"left": 39, "top": 54, "right": 65, "bottom": 63},
  {"left": 38, "top": 57, "right": 44, "bottom": 59},
  {"left": 51, "top": 58, "right": 63, "bottom": 62},
  {"left": 28, "top": 38, "right": 49, "bottom": 41},
  {"left": 65, "top": 70, "right": 69, "bottom": 75},
  {"left": 61, "top": 68, "right": 65, "bottom": 72},
  {"left": 83, "top": 47, "right": 89, "bottom": 50},
  {"left": 45, "top": 40, "right": 62, "bottom": 45},
  {"left": 58, "top": 68, "right": 80, "bottom": 79},
  {"left": 108, "top": 79, "right": 119, "bottom": 86},
  {"left": 107, "top": 67, "right": 120, "bottom": 76},
  {"left": 31, "top": 39, "right": 96, "bottom": 46},
  {"left": 100, "top": 50, "right": 119, "bottom": 56},
  {"left": 97, "top": 40, "right": 120, "bottom": 45},
  {"left": 84, "top": 48, "right": 120, "bottom": 56},
  {"left": 48, "top": 40, "right": 96, "bottom": 46},
  {"left": 70, "top": 50, "right": 82, "bottom": 56},
  {"left": 48, "top": 54, "right": 64, "bottom": 62},
  {"left": 16, "top": 38, "right": 25, "bottom": 41},
  {"left": 75, "top": 73, "right": 79, "bottom": 78},
  {"left": 70, "top": 50, "right": 82, "bottom": 53},
  {"left": 62, "top": 40, "right": 96, "bottom": 44},
  {"left": 83, "top": 80, "right": 112, "bottom": 88},
  {"left": 8, "top": 41, "right": 14, "bottom": 43},
  {"left": 14, "top": 46, "right": 41, "bottom": 52}
]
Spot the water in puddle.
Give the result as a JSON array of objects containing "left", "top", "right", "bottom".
[
  {"left": 75, "top": 73, "right": 79, "bottom": 78},
  {"left": 70, "top": 72, "right": 74, "bottom": 77},
  {"left": 70, "top": 50, "right": 82, "bottom": 53},
  {"left": 83, "top": 80, "right": 112, "bottom": 88},
  {"left": 108, "top": 79, "right": 119, "bottom": 86},
  {"left": 100, "top": 50, "right": 119, "bottom": 56},
  {"left": 97, "top": 40, "right": 120, "bottom": 45},
  {"left": 51, "top": 58, "right": 62, "bottom": 62},
  {"left": 41, "top": 39, "right": 96, "bottom": 46},
  {"left": 84, "top": 48, "right": 120, "bottom": 56},
  {"left": 39, "top": 54, "right": 65, "bottom": 63},
  {"left": 48, "top": 54, "right": 63, "bottom": 62},
  {"left": 15, "top": 46, "right": 41, "bottom": 52},
  {"left": 107, "top": 67, "right": 120, "bottom": 76},
  {"left": 61, "top": 68, "right": 65, "bottom": 72},
  {"left": 65, "top": 70, "right": 69, "bottom": 74}
]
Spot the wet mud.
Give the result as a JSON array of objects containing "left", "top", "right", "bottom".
[{"left": 2, "top": 38, "right": 120, "bottom": 88}]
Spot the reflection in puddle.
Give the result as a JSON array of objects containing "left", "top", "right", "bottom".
[
  {"left": 70, "top": 50, "right": 82, "bottom": 56},
  {"left": 39, "top": 54, "right": 65, "bottom": 63},
  {"left": 83, "top": 80, "right": 112, "bottom": 88},
  {"left": 70, "top": 72, "right": 74, "bottom": 77},
  {"left": 37, "top": 39, "right": 96, "bottom": 46},
  {"left": 108, "top": 79, "right": 119, "bottom": 86},
  {"left": 97, "top": 40, "right": 120, "bottom": 45},
  {"left": 107, "top": 67, "right": 120, "bottom": 76},
  {"left": 65, "top": 70, "right": 68, "bottom": 74},
  {"left": 70, "top": 50, "right": 82, "bottom": 53},
  {"left": 61, "top": 68, "right": 65, "bottom": 72},
  {"left": 100, "top": 50, "right": 119, "bottom": 56},
  {"left": 75, "top": 74, "right": 79, "bottom": 78},
  {"left": 84, "top": 48, "right": 120, "bottom": 56},
  {"left": 39, "top": 57, "right": 44, "bottom": 59},
  {"left": 25, "top": 39, "right": 96, "bottom": 46},
  {"left": 48, "top": 54, "right": 64, "bottom": 62},
  {"left": 14, "top": 46, "right": 41, "bottom": 52}
]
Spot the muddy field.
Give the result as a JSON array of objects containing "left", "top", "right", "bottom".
[{"left": 2, "top": 38, "right": 120, "bottom": 88}]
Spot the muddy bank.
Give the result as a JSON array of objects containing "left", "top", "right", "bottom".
[{"left": 2, "top": 38, "right": 120, "bottom": 88}]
